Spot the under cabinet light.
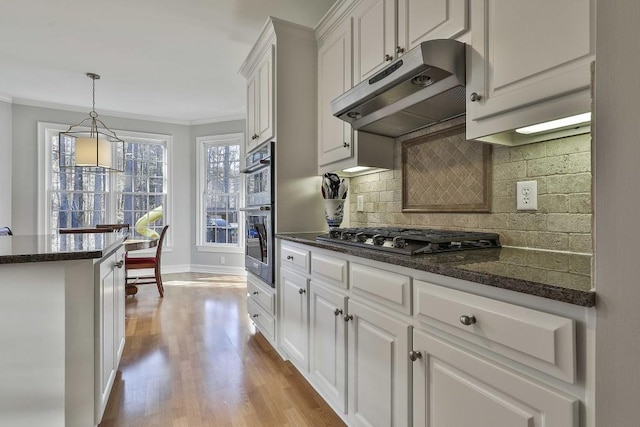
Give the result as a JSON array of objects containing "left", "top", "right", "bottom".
[
  {"left": 342, "top": 166, "right": 372, "bottom": 173},
  {"left": 515, "top": 112, "right": 591, "bottom": 135}
]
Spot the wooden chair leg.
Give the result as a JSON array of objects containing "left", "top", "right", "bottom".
[{"left": 155, "top": 265, "right": 164, "bottom": 297}]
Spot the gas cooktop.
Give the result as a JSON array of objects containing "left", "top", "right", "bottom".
[{"left": 316, "top": 227, "right": 501, "bottom": 256}]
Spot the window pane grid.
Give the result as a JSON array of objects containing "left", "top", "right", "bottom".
[{"left": 202, "top": 141, "right": 240, "bottom": 246}]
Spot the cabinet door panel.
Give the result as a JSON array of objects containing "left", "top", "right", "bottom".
[
  {"left": 114, "top": 249, "right": 126, "bottom": 362},
  {"left": 310, "top": 282, "right": 348, "bottom": 413},
  {"left": 257, "top": 46, "right": 274, "bottom": 144},
  {"left": 412, "top": 329, "right": 578, "bottom": 427},
  {"left": 348, "top": 299, "right": 410, "bottom": 427},
  {"left": 318, "top": 18, "right": 353, "bottom": 166},
  {"left": 281, "top": 269, "right": 309, "bottom": 370},
  {"left": 353, "top": 0, "right": 396, "bottom": 83},
  {"left": 397, "top": 0, "right": 468, "bottom": 51},
  {"left": 468, "top": 0, "right": 594, "bottom": 124}
]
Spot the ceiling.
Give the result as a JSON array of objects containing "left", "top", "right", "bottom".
[{"left": 0, "top": 0, "right": 337, "bottom": 124}]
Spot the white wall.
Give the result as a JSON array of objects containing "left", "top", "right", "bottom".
[
  {"left": 594, "top": 1, "right": 640, "bottom": 425},
  {"left": 190, "top": 120, "right": 247, "bottom": 272},
  {"left": 0, "top": 101, "right": 11, "bottom": 228},
  {"left": 11, "top": 104, "right": 192, "bottom": 269}
]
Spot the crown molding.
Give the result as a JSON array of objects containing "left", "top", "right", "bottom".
[
  {"left": 0, "top": 93, "right": 12, "bottom": 103},
  {"left": 11, "top": 97, "right": 245, "bottom": 126}
]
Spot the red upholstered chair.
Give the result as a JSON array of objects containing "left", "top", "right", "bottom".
[{"left": 125, "top": 225, "right": 169, "bottom": 297}]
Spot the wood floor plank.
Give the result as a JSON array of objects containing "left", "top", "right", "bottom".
[{"left": 99, "top": 273, "right": 346, "bottom": 427}]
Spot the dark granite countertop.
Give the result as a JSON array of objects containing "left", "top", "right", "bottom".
[
  {"left": 0, "top": 233, "right": 127, "bottom": 265},
  {"left": 276, "top": 233, "right": 595, "bottom": 307}
]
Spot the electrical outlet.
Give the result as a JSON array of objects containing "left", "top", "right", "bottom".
[
  {"left": 516, "top": 181, "right": 538, "bottom": 211},
  {"left": 357, "top": 195, "right": 364, "bottom": 212},
  {"left": 220, "top": 256, "right": 225, "bottom": 265}
]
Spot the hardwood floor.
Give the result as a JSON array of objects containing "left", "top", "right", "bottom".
[{"left": 99, "top": 273, "right": 345, "bottom": 427}]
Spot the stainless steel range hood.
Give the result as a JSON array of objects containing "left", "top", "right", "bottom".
[{"left": 331, "top": 39, "right": 466, "bottom": 138}]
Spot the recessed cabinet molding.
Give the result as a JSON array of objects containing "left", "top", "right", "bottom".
[{"left": 466, "top": 0, "right": 595, "bottom": 143}]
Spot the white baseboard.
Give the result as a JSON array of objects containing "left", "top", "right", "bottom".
[{"left": 160, "top": 264, "right": 247, "bottom": 276}]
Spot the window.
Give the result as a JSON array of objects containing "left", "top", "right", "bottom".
[
  {"left": 38, "top": 122, "right": 171, "bottom": 240},
  {"left": 196, "top": 133, "right": 242, "bottom": 250}
]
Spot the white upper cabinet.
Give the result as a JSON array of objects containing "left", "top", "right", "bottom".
[
  {"left": 353, "top": 0, "right": 396, "bottom": 83},
  {"left": 354, "top": 0, "right": 468, "bottom": 83},
  {"left": 245, "top": 45, "right": 274, "bottom": 153},
  {"left": 397, "top": 0, "right": 468, "bottom": 52},
  {"left": 466, "top": 0, "right": 595, "bottom": 142},
  {"left": 318, "top": 17, "right": 354, "bottom": 166}
]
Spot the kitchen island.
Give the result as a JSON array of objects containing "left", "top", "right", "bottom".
[{"left": 0, "top": 232, "right": 127, "bottom": 427}]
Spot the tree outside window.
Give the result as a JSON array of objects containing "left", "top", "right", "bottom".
[{"left": 197, "top": 134, "right": 242, "bottom": 247}]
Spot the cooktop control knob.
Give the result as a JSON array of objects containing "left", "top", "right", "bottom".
[
  {"left": 372, "top": 234, "right": 386, "bottom": 245},
  {"left": 356, "top": 232, "right": 368, "bottom": 243},
  {"left": 342, "top": 232, "right": 354, "bottom": 240}
]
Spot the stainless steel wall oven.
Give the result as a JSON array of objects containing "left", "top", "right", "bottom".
[{"left": 241, "top": 142, "right": 274, "bottom": 286}]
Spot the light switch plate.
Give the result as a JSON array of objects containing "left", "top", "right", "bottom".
[
  {"left": 516, "top": 181, "right": 538, "bottom": 211},
  {"left": 357, "top": 195, "right": 364, "bottom": 212}
]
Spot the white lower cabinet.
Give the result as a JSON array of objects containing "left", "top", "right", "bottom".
[
  {"left": 309, "top": 281, "right": 348, "bottom": 414},
  {"left": 96, "top": 247, "right": 126, "bottom": 423},
  {"left": 347, "top": 298, "right": 411, "bottom": 427},
  {"left": 247, "top": 273, "right": 276, "bottom": 344},
  {"left": 280, "top": 268, "right": 310, "bottom": 371},
  {"left": 411, "top": 328, "right": 578, "bottom": 427},
  {"left": 278, "top": 241, "right": 586, "bottom": 427}
]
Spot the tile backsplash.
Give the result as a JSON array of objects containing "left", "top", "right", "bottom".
[{"left": 349, "top": 123, "right": 592, "bottom": 254}]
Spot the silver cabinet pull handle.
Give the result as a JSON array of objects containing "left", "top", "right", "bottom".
[
  {"left": 409, "top": 350, "right": 422, "bottom": 362},
  {"left": 298, "top": 288, "right": 306, "bottom": 295},
  {"left": 469, "top": 92, "right": 482, "bottom": 102},
  {"left": 252, "top": 291, "right": 259, "bottom": 295},
  {"left": 344, "top": 314, "right": 353, "bottom": 322},
  {"left": 343, "top": 142, "right": 350, "bottom": 148},
  {"left": 459, "top": 315, "right": 477, "bottom": 326},
  {"left": 115, "top": 260, "right": 124, "bottom": 268},
  {"left": 385, "top": 54, "right": 393, "bottom": 61},
  {"left": 286, "top": 255, "right": 294, "bottom": 260},
  {"left": 252, "top": 314, "right": 259, "bottom": 318},
  {"left": 396, "top": 46, "right": 405, "bottom": 54},
  {"left": 334, "top": 308, "right": 343, "bottom": 316}
]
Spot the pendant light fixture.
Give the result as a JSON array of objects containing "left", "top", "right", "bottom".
[{"left": 59, "top": 73, "right": 125, "bottom": 171}]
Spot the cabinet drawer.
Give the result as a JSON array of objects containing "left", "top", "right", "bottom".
[
  {"left": 281, "top": 243, "right": 310, "bottom": 273},
  {"left": 248, "top": 298, "right": 275, "bottom": 343},
  {"left": 414, "top": 280, "right": 575, "bottom": 383},
  {"left": 247, "top": 275, "right": 275, "bottom": 315},
  {"left": 311, "top": 252, "right": 348, "bottom": 289},
  {"left": 350, "top": 263, "right": 411, "bottom": 315}
]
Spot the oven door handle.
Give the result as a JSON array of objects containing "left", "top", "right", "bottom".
[
  {"left": 240, "top": 158, "right": 271, "bottom": 174},
  {"left": 240, "top": 205, "right": 271, "bottom": 211}
]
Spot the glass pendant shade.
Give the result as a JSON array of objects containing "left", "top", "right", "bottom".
[{"left": 59, "top": 73, "right": 125, "bottom": 172}]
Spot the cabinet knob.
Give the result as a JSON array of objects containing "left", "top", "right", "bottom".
[
  {"left": 343, "top": 142, "right": 350, "bottom": 148},
  {"left": 459, "top": 315, "right": 477, "bottom": 326},
  {"left": 252, "top": 314, "right": 259, "bottom": 318},
  {"left": 396, "top": 46, "right": 405, "bottom": 54},
  {"left": 286, "top": 255, "right": 294, "bottom": 260},
  {"left": 385, "top": 54, "right": 393, "bottom": 61},
  {"left": 252, "top": 291, "right": 259, "bottom": 295},
  {"left": 409, "top": 350, "right": 422, "bottom": 362},
  {"left": 469, "top": 92, "right": 482, "bottom": 102},
  {"left": 334, "top": 308, "right": 343, "bottom": 316},
  {"left": 115, "top": 260, "right": 124, "bottom": 268},
  {"left": 344, "top": 314, "right": 353, "bottom": 322},
  {"left": 298, "top": 288, "right": 306, "bottom": 295}
]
